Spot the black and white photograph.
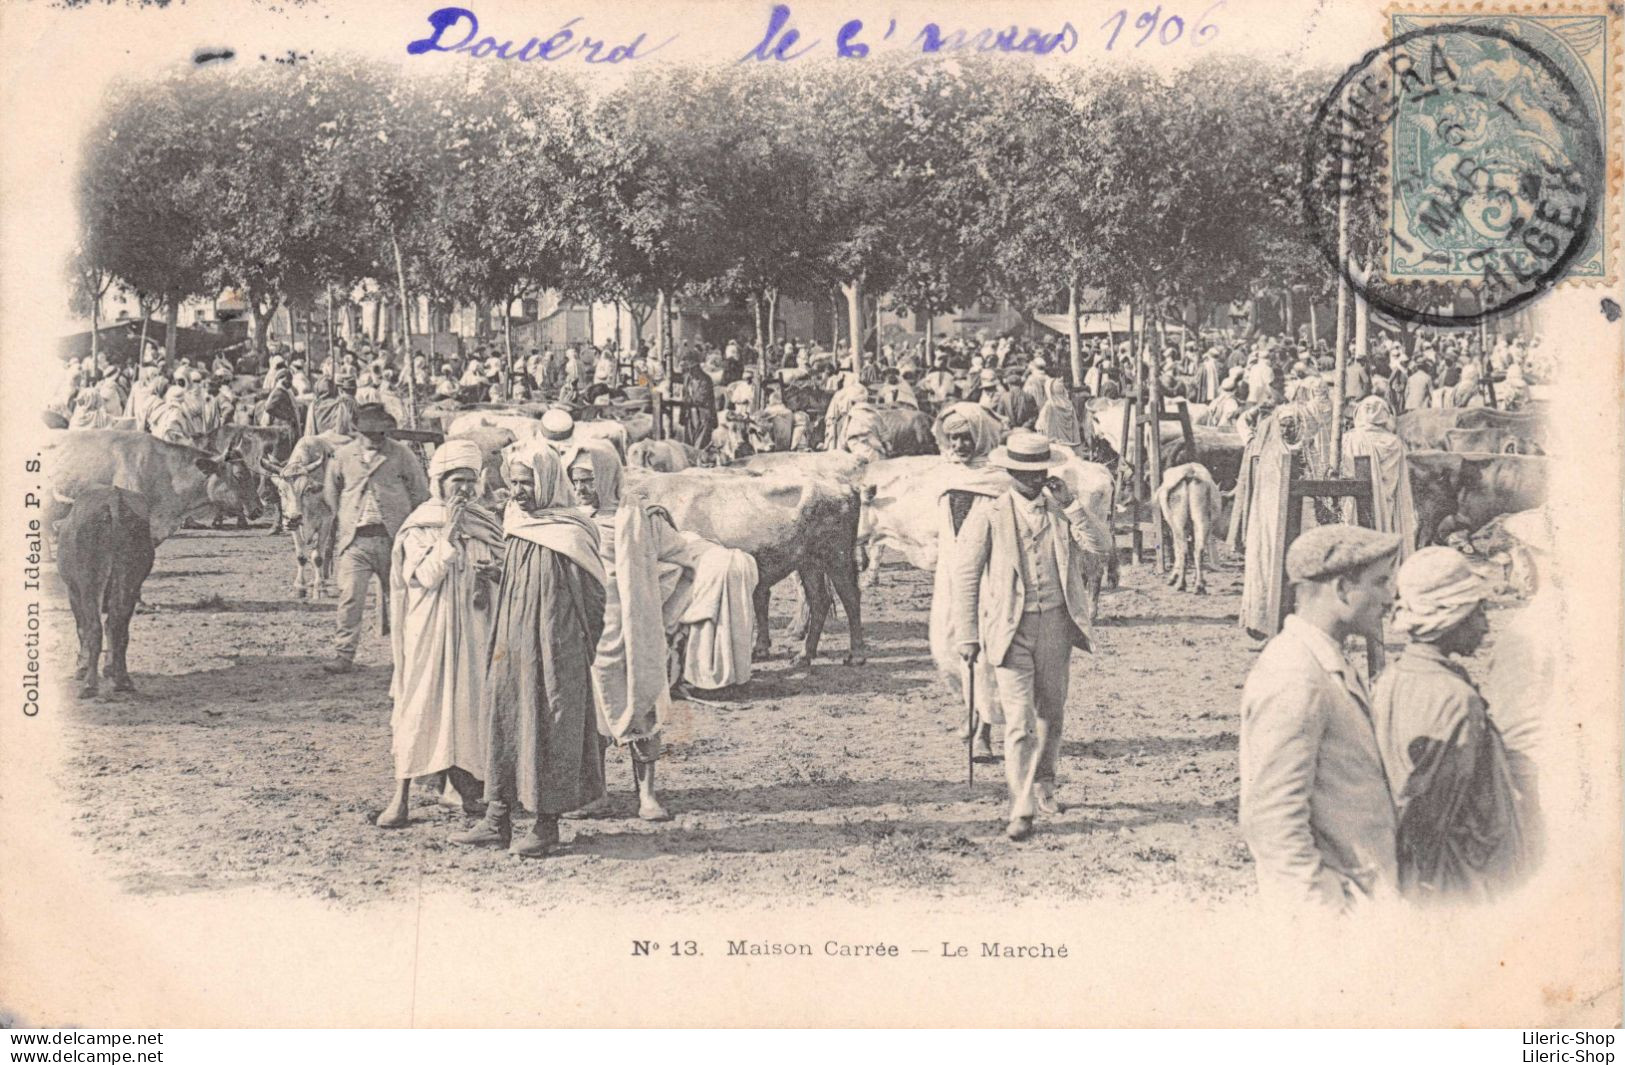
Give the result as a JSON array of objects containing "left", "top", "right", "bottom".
[{"left": 0, "top": 0, "right": 1620, "bottom": 1036}]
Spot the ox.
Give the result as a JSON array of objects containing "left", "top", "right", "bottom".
[
  {"left": 855, "top": 451, "right": 1116, "bottom": 616},
  {"left": 1156, "top": 463, "right": 1224, "bottom": 595},
  {"left": 628, "top": 438, "right": 702, "bottom": 472},
  {"left": 1467, "top": 509, "right": 1550, "bottom": 597},
  {"left": 43, "top": 430, "right": 263, "bottom": 546},
  {"left": 1162, "top": 426, "right": 1245, "bottom": 489},
  {"left": 443, "top": 408, "right": 648, "bottom": 461},
  {"left": 57, "top": 487, "right": 155, "bottom": 697},
  {"left": 1443, "top": 427, "right": 1545, "bottom": 455},
  {"left": 260, "top": 434, "right": 344, "bottom": 598},
  {"left": 837, "top": 404, "right": 937, "bottom": 461},
  {"left": 204, "top": 424, "right": 291, "bottom": 529},
  {"left": 624, "top": 467, "right": 867, "bottom": 667},
  {"left": 1397, "top": 407, "right": 1546, "bottom": 451},
  {"left": 1407, "top": 450, "right": 1548, "bottom": 547}
]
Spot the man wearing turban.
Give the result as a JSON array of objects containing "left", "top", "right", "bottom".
[
  {"left": 1340, "top": 395, "right": 1418, "bottom": 560},
  {"left": 563, "top": 440, "right": 758, "bottom": 822},
  {"left": 1371, "top": 547, "right": 1535, "bottom": 900},
  {"left": 452, "top": 446, "right": 606, "bottom": 859},
  {"left": 929, "top": 402, "right": 1011, "bottom": 762},
  {"left": 377, "top": 440, "right": 506, "bottom": 829}
]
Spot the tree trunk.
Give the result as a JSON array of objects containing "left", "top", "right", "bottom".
[
  {"left": 1283, "top": 287, "right": 1294, "bottom": 340},
  {"left": 655, "top": 289, "right": 669, "bottom": 377},
  {"left": 753, "top": 292, "right": 766, "bottom": 368},
  {"left": 502, "top": 294, "right": 515, "bottom": 399},
  {"left": 325, "top": 285, "right": 335, "bottom": 359},
  {"left": 1067, "top": 278, "right": 1083, "bottom": 386},
  {"left": 390, "top": 233, "right": 416, "bottom": 427},
  {"left": 924, "top": 313, "right": 935, "bottom": 364},
  {"left": 830, "top": 289, "right": 842, "bottom": 352},
  {"left": 766, "top": 287, "right": 779, "bottom": 353},
  {"left": 1331, "top": 108, "right": 1355, "bottom": 464},
  {"left": 1147, "top": 308, "right": 1167, "bottom": 569},
  {"left": 1308, "top": 301, "right": 1319, "bottom": 349},
  {"left": 164, "top": 295, "right": 179, "bottom": 377},
  {"left": 89, "top": 289, "right": 101, "bottom": 366},
  {"left": 1354, "top": 287, "right": 1369, "bottom": 363},
  {"left": 841, "top": 277, "right": 864, "bottom": 379},
  {"left": 614, "top": 299, "right": 623, "bottom": 353}
]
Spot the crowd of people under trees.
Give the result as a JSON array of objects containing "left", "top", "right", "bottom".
[{"left": 47, "top": 303, "right": 1555, "bottom": 909}]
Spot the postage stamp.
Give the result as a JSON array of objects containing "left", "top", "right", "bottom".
[
  {"left": 1302, "top": 7, "right": 1617, "bottom": 325},
  {"left": 1387, "top": 6, "right": 1620, "bottom": 286}
]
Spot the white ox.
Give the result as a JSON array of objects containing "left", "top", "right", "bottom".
[
  {"left": 856, "top": 450, "right": 1117, "bottom": 613},
  {"left": 1155, "top": 463, "right": 1224, "bottom": 595},
  {"left": 443, "top": 409, "right": 651, "bottom": 461},
  {"left": 1087, "top": 398, "right": 1210, "bottom": 458}
]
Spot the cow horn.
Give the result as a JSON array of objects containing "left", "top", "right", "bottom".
[
  {"left": 258, "top": 456, "right": 284, "bottom": 477},
  {"left": 52, "top": 488, "right": 75, "bottom": 507}
]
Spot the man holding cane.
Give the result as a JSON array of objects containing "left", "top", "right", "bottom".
[{"left": 951, "top": 430, "right": 1103, "bottom": 841}]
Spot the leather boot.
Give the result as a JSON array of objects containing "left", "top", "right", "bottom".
[
  {"left": 510, "top": 816, "right": 560, "bottom": 859},
  {"left": 449, "top": 803, "right": 511, "bottom": 848}
]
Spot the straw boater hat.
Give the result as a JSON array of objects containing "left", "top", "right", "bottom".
[{"left": 988, "top": 430, "right": 1067, "bottom": 473}]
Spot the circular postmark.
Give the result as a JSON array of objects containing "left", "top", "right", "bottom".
[{"left": 1301, "top": 22, "right": 1606, "bottom": 327}]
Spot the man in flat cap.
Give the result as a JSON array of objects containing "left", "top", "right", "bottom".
[
  {"left": 322, "top": 404, "right": 430, "bottom": 674},
  {"left": 1239, "top": 522, "right": 1401, "bottom": 913}
]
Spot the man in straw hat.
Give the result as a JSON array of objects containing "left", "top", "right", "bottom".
[
  {"left": 1238, "top": 522, "right": 1401, "bottom": 912},
  {"left": 1371, "top": 546, "right": 1535, "bottom": 899},
  {"left": 321, "top": 404, "right": 430, "bottom": 674},
  {"left": 376, "top": 438, "right": 505, "bottom": 828},
  {"left": 950, "top": 430, "right": 1101, "bottom": 841}
]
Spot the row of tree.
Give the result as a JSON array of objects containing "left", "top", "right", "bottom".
[{"left": 75, "top": 53, "right": 1364, "bottom": 398}]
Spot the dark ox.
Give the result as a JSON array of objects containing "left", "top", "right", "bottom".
[
  {"left": 206, "top": 424, "right": 292, "bottom": 528},
  {"left": 624, "top": 467, "right": 868, "bottom": 667},
  {"left": 57, "top": 487, "right": 155, "bottom": 697},
  {"left": 1163, "top": 426, "right": 1245, "bottom": 489},
  {"left": 43, "top": 429, "right": 263, "bottom": 545},
  {"left": 840, "top": 404, "right": 937, "bottom": 461},
  {"left": 1407, "top": 450, "right": 1548, "bottom": 546}
]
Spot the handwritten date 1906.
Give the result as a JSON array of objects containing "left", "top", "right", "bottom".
[{"left": 1101, "top": 2, "right": 1224, "bottom": 50}]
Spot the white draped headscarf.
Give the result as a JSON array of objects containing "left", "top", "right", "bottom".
[{"left": 1391, "top": 546, "right": 1491, "bottom": 642}]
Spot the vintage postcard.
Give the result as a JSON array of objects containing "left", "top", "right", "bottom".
[{"left": 0, "top": 0, "right": 1619, "bottom": 1029}]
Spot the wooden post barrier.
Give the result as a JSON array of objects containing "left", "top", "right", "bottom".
[
  {"left": 1262, "top": 453, "right": 1385, "bottom": 676},
  {"left": 1148, "top": 396, "right": 1196, "bottom": 571}
]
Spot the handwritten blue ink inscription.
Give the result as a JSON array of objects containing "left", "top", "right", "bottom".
[
  {"left": 1100, "top": 2, "right": 1224, "bottom": 50},
  {"left": 744, "top": 5, "right": 1081, "bottom": 60},
  {"left": 407, "top": 7, "right": 674, "bottom": 64}
]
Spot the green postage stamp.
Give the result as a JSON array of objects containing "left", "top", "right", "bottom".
[{"left": 1386, "top": 6, "right": 1620, "bottom": 288}]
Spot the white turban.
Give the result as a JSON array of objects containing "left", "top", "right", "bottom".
[
  {"left": 541, "top": 409, "right": 575, "bottom": 440},
  {"left": 1392, "top": 546, "right": 1490, "bottom": 642},
  {"left": 428, "top": 439, "right": 484, "bottom": 488}
]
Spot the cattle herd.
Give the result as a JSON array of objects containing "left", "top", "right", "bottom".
[{"left": 40, "top": 392, "right": 1549, "bottom": 705}]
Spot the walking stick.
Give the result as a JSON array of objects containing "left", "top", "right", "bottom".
[{"left": 966, "top": 656, "right": 976, "bottom": 788}]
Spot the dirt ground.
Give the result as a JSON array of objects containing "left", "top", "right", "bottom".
[{"left": 45, "top": 523, "right": 1391, "bottom": 911}]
